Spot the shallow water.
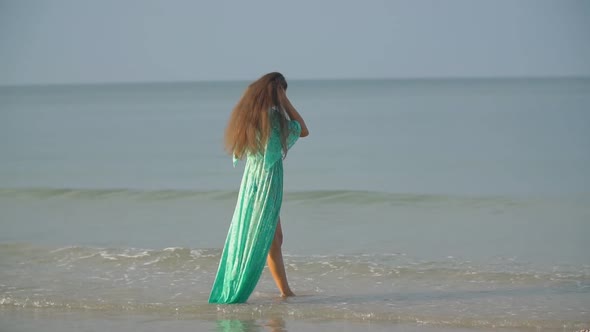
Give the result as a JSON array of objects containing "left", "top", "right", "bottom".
[{"left": 1, "top": 189, "right": 588, "bottom": 330}]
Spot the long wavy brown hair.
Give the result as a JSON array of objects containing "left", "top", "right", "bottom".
[{"left": 224, "top": 72, "right": 290, "bottom": 159}]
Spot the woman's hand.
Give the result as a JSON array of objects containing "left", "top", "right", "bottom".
[{"left": 277, "top": 86, "right": 309, "bottom": 137}]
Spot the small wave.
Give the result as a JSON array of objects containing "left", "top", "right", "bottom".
[
  {"left": 1, "top": 243, "right": 588, "bottom": 285},
  {"left": 0, "top": 187, "right": 230, "bottom": 200},
  {"left": 0, "top": 243, "right": 221, "bottom": 271},
  {"left": 0, "top": 187, "right": 546, "bottom": 208}
]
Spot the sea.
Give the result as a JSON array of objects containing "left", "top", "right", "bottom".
[{"left": 0, "top": 78, "right": 589, "bottom": 332}]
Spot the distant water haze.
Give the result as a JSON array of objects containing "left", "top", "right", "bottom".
[{"left": 1, "top": 78, "right": 588, "bottom": 196}]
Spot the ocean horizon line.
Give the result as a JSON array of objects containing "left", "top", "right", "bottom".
[{"left": 1, "top": 74, "right": 589, "bottom": 89}]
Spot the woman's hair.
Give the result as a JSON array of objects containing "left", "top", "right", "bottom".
[{"left": 224, "top": 72, "right": 290, "bottom": 159}]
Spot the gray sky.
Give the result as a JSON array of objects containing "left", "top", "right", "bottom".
[{"left": 1, "top": 0, "right": 589, "bottom": 85}]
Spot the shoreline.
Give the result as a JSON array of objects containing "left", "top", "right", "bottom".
[{"left": 1, "top": 306, "right": 588, "bottom": 332}]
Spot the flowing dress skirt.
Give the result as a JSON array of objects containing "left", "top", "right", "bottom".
[{"left": 208, "top": 158, "right": 284, "bottom": 303}]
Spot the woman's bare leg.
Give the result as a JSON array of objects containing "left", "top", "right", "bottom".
[{"left": 267, "top": 218, "right": 295, "bottom": 297}]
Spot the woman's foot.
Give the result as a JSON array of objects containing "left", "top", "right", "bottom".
[{"left": 268, "top": 220, "right": 296, "bottom": 298}]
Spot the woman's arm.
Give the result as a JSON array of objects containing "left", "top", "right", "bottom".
[{"left": 278, "top": 87, "right": 309, "bottom": 137}]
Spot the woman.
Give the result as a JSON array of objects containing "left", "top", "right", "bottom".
[{"left": 209, "top": 72, "right": 309, "bottom": 304}]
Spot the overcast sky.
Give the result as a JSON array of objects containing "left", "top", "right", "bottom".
[{"left": 0, "top": 0, "right": 589, "bottom": 85}]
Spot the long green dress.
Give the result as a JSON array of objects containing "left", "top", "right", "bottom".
[{"left": 209, "top": 109, "right": 302, "bottom": 304}]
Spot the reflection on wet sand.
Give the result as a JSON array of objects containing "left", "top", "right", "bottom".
[{"left": 216, "top": 317, "right": 286, "bottom": 332}]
